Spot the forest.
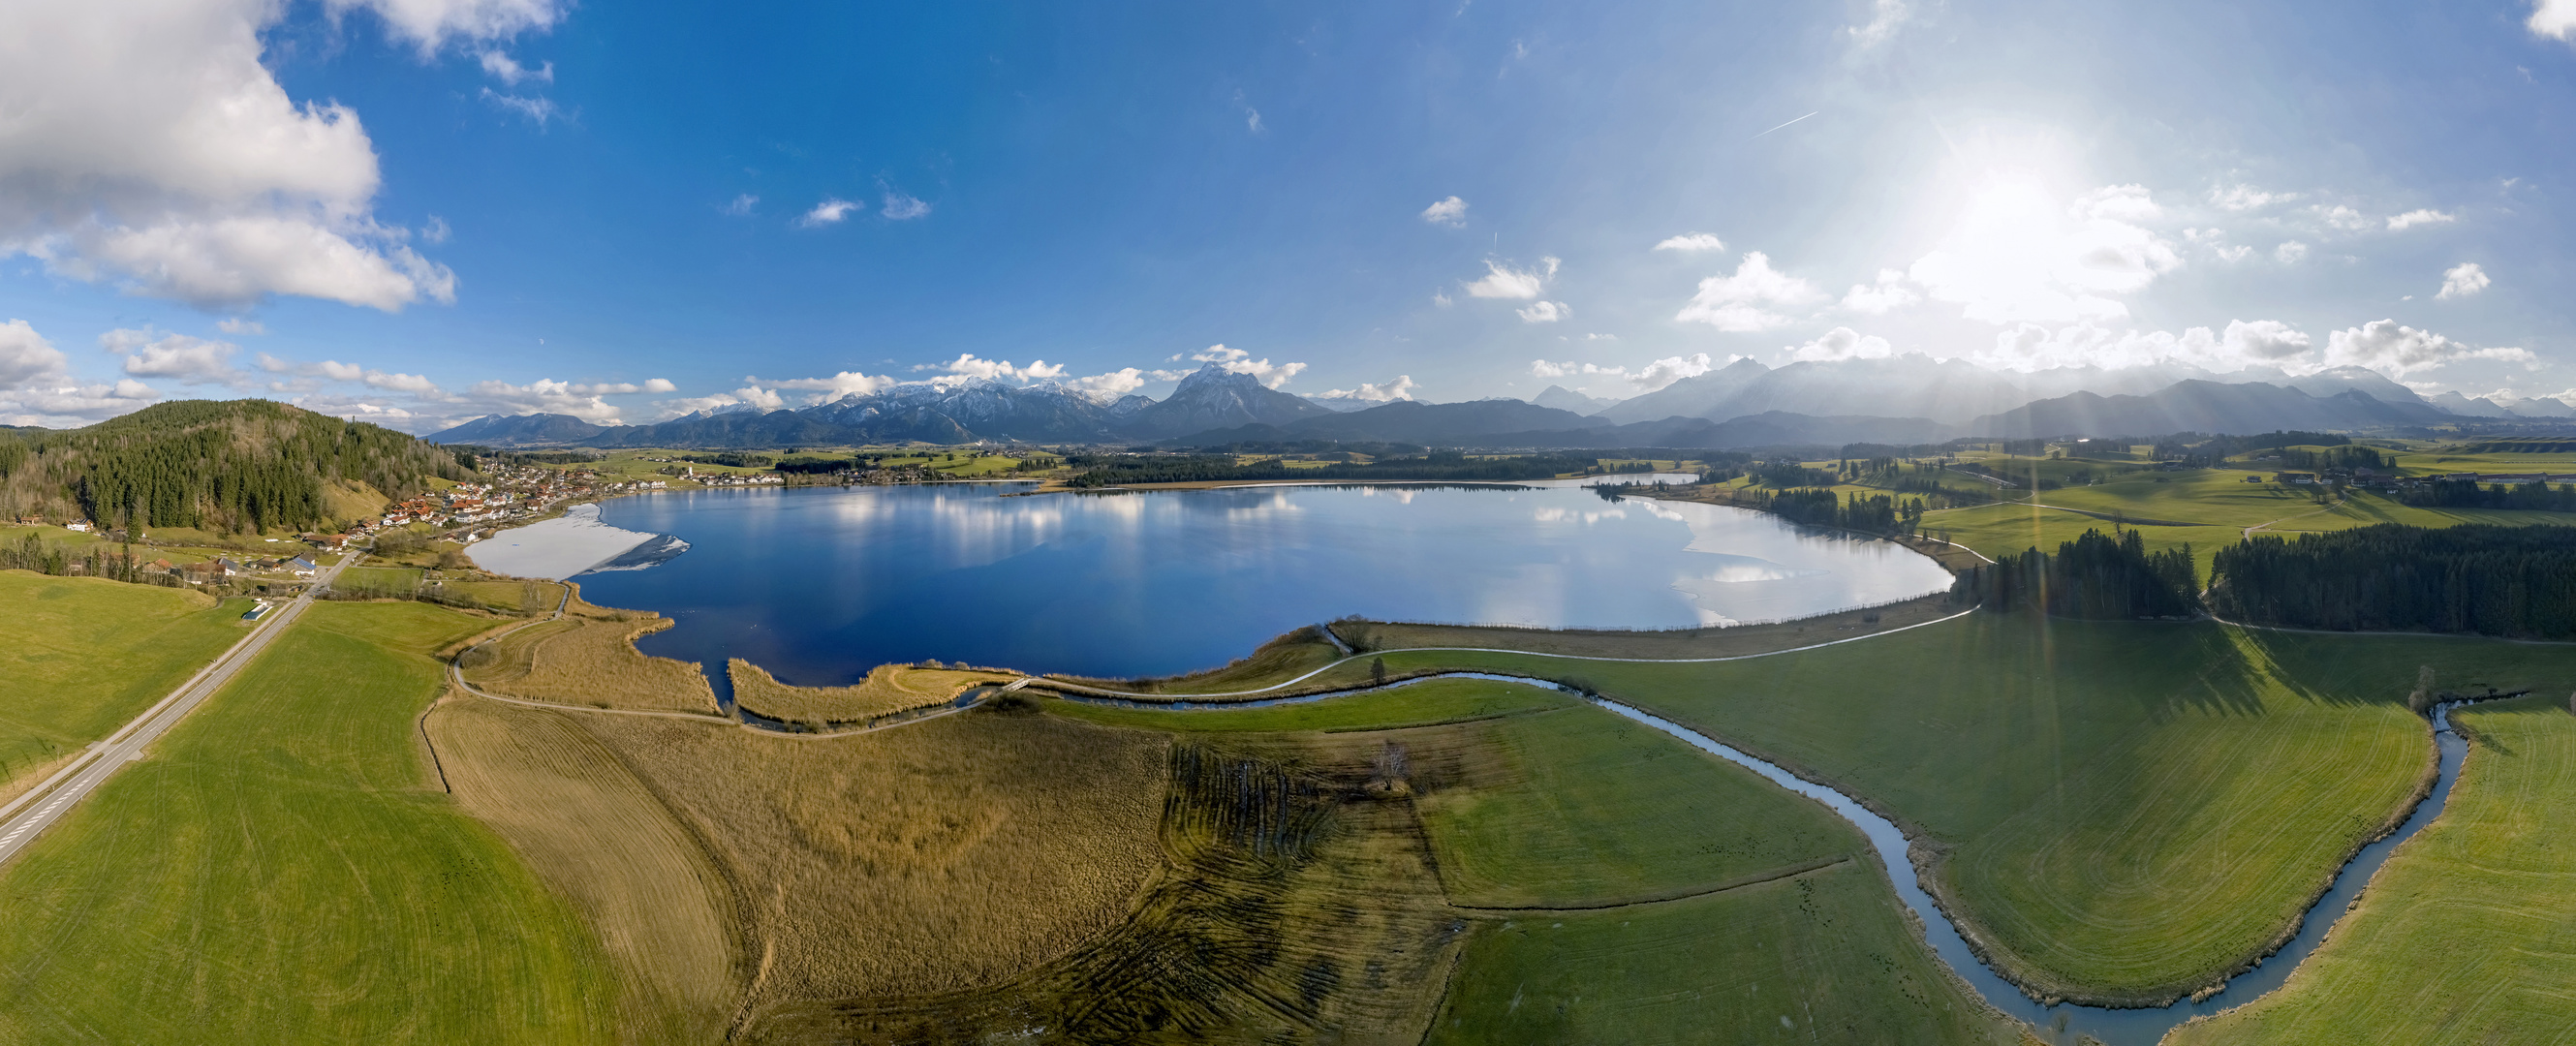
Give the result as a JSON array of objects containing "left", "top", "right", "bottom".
[
  {"left": 2207, "top": 524, "right": 2576, "bottom": 638},
  {"left": 1949, "top": 528, "right": 2202, "bottom": 619},
  {"left": 0, "top": 400, "right": 470, "bottom": 534}
]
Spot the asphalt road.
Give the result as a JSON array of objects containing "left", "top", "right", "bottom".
[{"left": 0, "top": 554, "right": 359, "bottom": 869}]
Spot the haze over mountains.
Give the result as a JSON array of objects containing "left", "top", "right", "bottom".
[{"left": 433, "top": 355, "right": 2576, "bottom": 450}]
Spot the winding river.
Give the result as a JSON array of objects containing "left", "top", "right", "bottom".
[{"left": 1050, "top": 663, "right": 2477, "bottom": 1046}]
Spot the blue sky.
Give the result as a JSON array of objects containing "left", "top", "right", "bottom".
[{"left": 4, "top": 0, "right": 2574, "bottom": 430}]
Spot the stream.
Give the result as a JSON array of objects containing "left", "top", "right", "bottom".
[{"left": 1053, "top": 670, "right": 2479, "bottom": 1046}]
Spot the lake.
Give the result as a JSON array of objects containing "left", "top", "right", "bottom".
[{"left": 576, "top": 479, "right": 1953, "bottom": 687}]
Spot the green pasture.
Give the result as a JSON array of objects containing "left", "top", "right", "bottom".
[
  {"left": 0, "top": 600, "right": 618, "bottom": 1043},
  {"left": 1374, "top": 615, "right": 2576, "bottom": 1002},
  {"left": 0, "top": 571, "right": 249, "bottom": 792},
  {"left": 1414, "top": 704, "right": 1861, "bottom": 908},
  {"left": 1425, "top": 863, "right": 2021, "bottom": 1046},
  {"left": 2168, "top": 696, "right": 2576, "bottom": 1044}
]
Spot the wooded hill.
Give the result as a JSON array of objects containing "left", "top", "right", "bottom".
[
  {"left": 2210, "top": 525, "right": 2576, "bottom": 638},
  {"left": 0, "top": 400, "right": 472, "bottom": 534}
]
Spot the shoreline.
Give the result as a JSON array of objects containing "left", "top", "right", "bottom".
[{"left": 465, "top": 503, "right": 672, "bottom": 581}]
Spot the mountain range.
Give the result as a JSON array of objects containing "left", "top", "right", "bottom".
[{"left": 432, "top": 355, "right": 2576, "bottom": 451}]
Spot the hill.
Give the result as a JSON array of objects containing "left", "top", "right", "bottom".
[
  {"left": 1169, "top": 398, "right": 1596, "bottom": 446},
  {"left": 0, "top": 399, "right": 470, "bottom": 533}
]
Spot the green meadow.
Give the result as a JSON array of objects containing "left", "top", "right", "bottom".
[
  {"left": 0, "top": 600, "right": 617, "bottom": 1043},
  {"left": 0, "top": 571, "right": 250, "bottom": 792},
  {"left": 2167, "top": 696, "right": 2576, "bottom": 1045},
  {"left": 1373, "top": 614, "right": 2576, "bottom": 1003}
]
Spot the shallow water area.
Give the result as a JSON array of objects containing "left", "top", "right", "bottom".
[
  {"left": 577, "top": 478, "right": 1951, "bottom": 684},
  {"left": 465, "top": 503, "right": 672, "bottom": 580}
]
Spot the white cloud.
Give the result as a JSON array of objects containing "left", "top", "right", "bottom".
[
  {"left": 461, "top": 377, "right": 623, "bottom": 422},
  {"left": 419, "top": 216, "right": 450, "bottom": 243},
  {"left": 1630, "top": 354, "right": 1716, "bottom": 390},
  {"left": 216, "top": 318, "right": 266, "bottom": 335},
  {"left": 643, "top": 378, "right": 677, "bottom": 393},
  {"left": 1312, "top": 375, "right": 1417, "bottom": 402},
  {"left": 0, "top": 320, "right": 71, "bottom": 388},
  {"left": 1945, "top": 318, "right": 2317, "bottom": 375},
  {"left": 1420, "top": 196, "right": 1469, "bottom": 227},
  {"left": 1516, "top": 300, "right": 1570, "bottom": 323},
  {"left": 2312, "top": 204, "right": 2374, "bottom": 231},
  {"left": 563, "top": 380, "right": 672, "bottom": 395},
  {"left": 102, "top": 328, "right": 242, "bottom": 385},
  {"left": 2073, "top": 184, "right": 2161, "bottom": 223},
  {"left": 2537, "top": 0, "right": 2576, "bottom": 40},
  {"left": 1062, "top": 369, "right": 1152, "bottom": 400},
  {"left": 2324, "top": 320, "right": 2532, "bottom": 378},
  {"left": 0, "top": 0, "right": 470, "bottom": 311},
  {"left": 0, "top": 378, "right": 161, "bottom": 427},
  {"left": 2209, "top": 183, "right": 2294, "bottom": 211},
  {"left": 325, "top": 0, "right": 568, "bottom": 55},
  {"left": 1190, "top": 345, "right": 1305, "bottom": 388},
  {"left": 1533, "top": 354, "right": 1718, "bottom": 392},
  {"left": 1904, "top": 183, "right": 2176, "bottom": 325},
  {"left": 2437, "top": 262, "right": 2491, "bottom": 300},
  {"left": 479, "top": 88, "right": 562, "bottom": 126},
  {"left": 881, "top": 188, "right": 931, "bottom": 221},
  {"left": 1846, "top": 0, "right": 1912, "bottom": 49},
  {"left": 922, "top": 354, "right": 1065, "bottom": 385},
  {"left": 364, "top": 370, "right": 439, "bottom": 393},
  {"left": 769, "top": 370, "right": 895, "bottom": 399},
  {"left": 2386, "top": 208, "right": 2456, "bottom": 231},
  {"left": 478, "top": 49, "right": 552, "bottom": 85},
  {"left": 1463, "top": 257, "right": 1558, "bottom": 298},
  {"left": 1785, "top": 327, "right": 1893, "bottom": 362},
  {"left": 1840, "top": 268, "right": 1918, "bottom": 313},
  {"left": 1653, "top": 232, "right": 1725, "bottom": 253},
  {"left": 1674, "top": 251, "right": 1824, "bottom": 331},
  {"left": 721, "top": 194, "right": 759, "bottom": 216},
  {"left": 2275, "top": 240, "right": 2310, "bottom": 264},
  {"left": 797, "top": 198, "right": 859, "bottom": 228}
]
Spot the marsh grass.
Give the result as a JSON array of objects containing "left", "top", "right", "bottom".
[
  {"left": 746, "top": 734, "right": 1466, "bottom": 1044},
  {"left": 459, "top": 602, "right": 718, "bottom": 715},
  {"left": 579, "top": 704, "right": 1170, "bottom": 1008},
  {"left": 727, "top": 660, "right": 1012, "bottom": 726}
]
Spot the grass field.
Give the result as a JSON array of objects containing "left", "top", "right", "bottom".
[
  {"left": 1416, "top": 707, "right": 1864, "bottom": 908},
  {"left": 0, "top": 570, "right": 248, "bottom": 797},
  {"left": 727, "top": 660, "right": 1012, "bottom": 725},
  {"left": 0, "top": 600, "right": 619, "bottom": 1043},
  {"left": 428, "top": 697, "right": 738, "bottom": 1042},
  {"left": 1361, "top": 615, "right": 2576, "bottom": 1004},
  {"left": 1066, "top": 625, "right": 1345, "bottom": 693},
  {"left": 1050, "top": 681, "right": 2023, "bottom": 1043},
  {"left": 2167, "top": 696, "right": 2576, "bottom": 1045},
  {"left": 1426, "top": 863, "right": 2021, "bottom": 1045}
]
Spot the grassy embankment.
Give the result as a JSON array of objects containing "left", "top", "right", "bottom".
[
  {"left": 0, "top": 600, "right": 619, "bottom": 1043},
  {"left": 2166, "top": 696, "right": 2576, "bottom": 1044},
  {"left": 1350, "top": 613, "right": 2576, "bottom": 1005},
  {"left": 0, "top": 570, "right": 250, "bottom": 800},
  {"left": 457, "top": 595, "right": 720, "bottom": 715},
  {"left": 432, "top": 694, "right": 1172, "bottom": 1041},
  {"left": 1059, "top": 680, "right": 2026, "bottom": 1044},
  {"left": 726, "top": 660, "right": 1015, "bottom": 726}
]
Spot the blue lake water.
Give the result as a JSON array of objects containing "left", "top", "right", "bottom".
[{"left": 577, "top": 479, "right": 1952, "bottom": 685}]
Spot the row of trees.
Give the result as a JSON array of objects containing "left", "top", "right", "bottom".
[
  {"left": 1949, "top": 529, "right": 2201, "bottom": 619},
  {"left": 2209, "top": 524, "right": 2576, "bottom": 638},
  {"left": 2395, "top": 478, "right": 2576, "bottom": 511},
  {"left": 1730, "top": 487, "right": 1928, "bottom": 537}
]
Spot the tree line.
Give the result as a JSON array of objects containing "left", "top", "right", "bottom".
[
  {"left": 2396, "top": 479, "right": 2576, "bottom": 511},
  {"left": 2208, "top": 524, "right": 2576, "bottom": 638},
  {"left": 1948, "top": 528, "right": 2200, "bottom": 619}
]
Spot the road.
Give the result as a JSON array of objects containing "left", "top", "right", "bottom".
[{"left": 0, "top": 553, "right": 360, "bottom": 869}]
